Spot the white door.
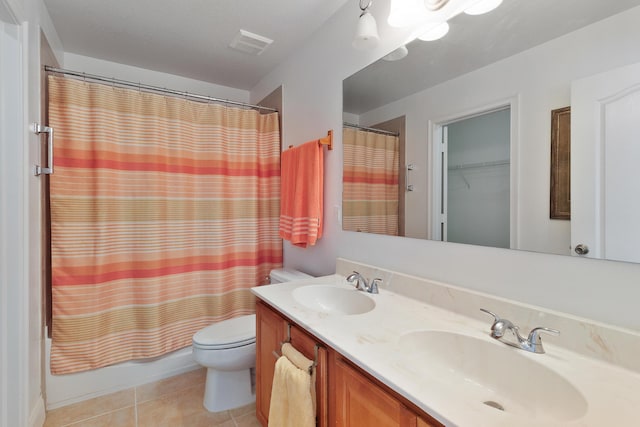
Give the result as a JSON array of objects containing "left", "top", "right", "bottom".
[{"left": 571, "top": 62, "right": 640, "bottom": 262}]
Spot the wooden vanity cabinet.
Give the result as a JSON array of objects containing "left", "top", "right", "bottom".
[
  {"left": 256, "top": 300, "right": 286, "bottom": 425},
  {"left": 256, "top": 300, "right": 442, "bottom": 427},
  {"left": 331, "top": 352, "right": 416, "bottom": 427},
  {"left": 255, "top": 301, "right": 328, "bottom": 427},
  {"left": 417, "top": 416, "right": 441, "bottom": 427}
]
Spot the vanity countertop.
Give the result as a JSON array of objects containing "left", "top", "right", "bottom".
[{"left": 251, "top": 274, "right": 640, "bottom": 426}]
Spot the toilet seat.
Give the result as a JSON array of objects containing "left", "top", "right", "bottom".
[{"left": 193, "top": 314, "right": 256, "bottom": 350}]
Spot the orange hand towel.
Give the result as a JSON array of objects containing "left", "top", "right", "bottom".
[{"left": 279, "top": 140, "right": 324, "bottom": 247}]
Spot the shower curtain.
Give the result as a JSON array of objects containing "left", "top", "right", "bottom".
[
  {"left": 342, "top": 127, "right": 399, "bottom": 236},
  {"left": 48, "top": 75, "right": 282, "bottom": 374}
]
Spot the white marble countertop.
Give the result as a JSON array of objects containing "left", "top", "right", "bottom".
[{"left": 251, "top": 274, "right": 640, "bottom": 427}]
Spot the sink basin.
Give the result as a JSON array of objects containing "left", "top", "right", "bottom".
[
  {"left": 397, "top": 331, "right": 587, "bottom": 423},
  {"left": 292, "top": 285, "right": 375, "bottom": 315}
]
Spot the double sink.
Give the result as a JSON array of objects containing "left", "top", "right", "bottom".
[
  {"left": 252, "top": 275, "right": 640, "bottom": 425},
  {"left": 291, "top": 283, "right": 587, "bottom": 423}
]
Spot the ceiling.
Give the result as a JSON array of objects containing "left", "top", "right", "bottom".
[
  {"left": 44, "top": 0, "right": 640, "bottom": 100},
  {"left": 344, "top": 0, "right": 640, "bottom": 114},
  {"left": 43, "top": 0, "right": 350, "bottom": 90}
]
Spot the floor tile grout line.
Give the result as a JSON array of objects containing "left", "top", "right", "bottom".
[
  {"left": 45, "top": 369, "right": 258, "bottom": 427},
  {"left": 59, "top": 404, "right": 137, "bottom": 427}
]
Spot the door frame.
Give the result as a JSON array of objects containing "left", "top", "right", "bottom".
[
  {"left": 428, "top": 96, "right": 519, "bottom": 248},
  {"left": 0, "top": 4, "right": 28, "bottom": 427}
]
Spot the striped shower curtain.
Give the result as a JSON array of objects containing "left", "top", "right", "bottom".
[
  {"left": 342, "top": 127, "right": 399, "bottom": 236},
  {"left": 48, "top": 75, "right": 282, "bottom": 374}
]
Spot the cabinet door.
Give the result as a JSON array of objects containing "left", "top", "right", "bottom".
[
  {"left": 417, "top": 416, "right": 442, "bottom": 427},
  {"left": 332, "top": 353, "right": 416, "bottom": 427},
  {"left": 290, "top": 325, "right": 328, "bottom": 427},
  {"left": 256, "top": 301, "right": 286, "bottom": 426}
]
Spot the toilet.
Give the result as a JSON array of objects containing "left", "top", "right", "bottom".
[{"left": 192, "top": 268, "right": 312, "bottom": 412}]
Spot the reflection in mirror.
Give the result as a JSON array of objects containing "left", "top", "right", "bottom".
[
  {"left": 342, "top": 122, "right": 401, "bottom": 236},
  {"left": 342, "top": 0, "right": 640, "bottom": 262},
  {"left": 441, "top": 107, "right": 510, "bottom": 248}
]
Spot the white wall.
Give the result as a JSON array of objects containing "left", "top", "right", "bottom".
[
  {"left": 251, "top": 3, "right": 640, "bottom": 331},
  {"left": 63, "top": 53, "right": 250, "bottom": 103},
  {"left": 23, "top": 1, "right": 64, "bottom": 424},
  {"left": 0, "top": 0, "right": 63, "bottom": 425},
  {"left": 1, "top": 16, "right": 26, "bottom": 427}
]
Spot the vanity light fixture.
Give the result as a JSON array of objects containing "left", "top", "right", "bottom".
[
  {"left": 387, "top": 0, "right": 502, "bottom": 28},
  {"left": 424, "top": 0, "right": 450, "bottom": 11},
  {"left": 388, "top": 0, "right": 425, "bottom": 28},
  {"left": 417, "top": 21, "right": 450, "bottom": 41},
  {"left": 382, "top": 45, "right": 409, "bottom": 61},
  {"left": 464, "top": 0, "right": 503, "bottom": 15},
  {"left": 353, "top": 0, "right": 380, "bottom": 49}
]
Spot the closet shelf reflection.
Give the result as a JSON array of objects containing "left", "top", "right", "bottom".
[{"left": 448, "top": 159, "right": 509, "bottom": 170}]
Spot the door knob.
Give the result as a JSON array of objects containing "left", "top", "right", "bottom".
[{"left": 574, "top": 244, "right": 589, "bottom": 255}]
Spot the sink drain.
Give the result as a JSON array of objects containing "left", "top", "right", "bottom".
[{"left": 483, "top": 400, "right": 505, "bottom": 411}]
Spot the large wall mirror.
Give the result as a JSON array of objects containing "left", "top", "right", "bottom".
[{"left": 342, "top": 0, "right": 640, "bottom": 263}]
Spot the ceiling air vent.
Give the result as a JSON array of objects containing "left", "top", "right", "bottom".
[{"left": 229, "top": 30, "right": 273, "bottom": 56}]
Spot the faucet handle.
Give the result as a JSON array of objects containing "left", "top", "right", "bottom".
[
  {"left": 369, "top": 278, "right": 382, "bottom": 294},
  {"left": 526, "top": 327, "right": 559, "bottom": 354},
  {"left": 480, "top": 308, "right": 501, "bottom": 322},
  {"left": 527, "top": 327, "right": 560, "bottom": 343}
]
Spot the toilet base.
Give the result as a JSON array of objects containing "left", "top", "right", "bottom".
[{"left": 203, "top": 367, "right": 255, "bottom": 412}]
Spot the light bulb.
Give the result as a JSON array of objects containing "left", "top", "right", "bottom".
[{"left": 388, "top": 0, "right": 425, "bottom": 28}]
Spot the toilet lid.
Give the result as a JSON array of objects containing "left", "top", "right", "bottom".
[{"left": 193, "top": 314, "right": 256, "bottom": 349}]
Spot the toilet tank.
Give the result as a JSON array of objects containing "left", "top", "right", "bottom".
[{"left": 269, "top": 268, "right": 312, "bottom": 284}]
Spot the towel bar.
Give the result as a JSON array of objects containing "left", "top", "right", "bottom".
[
  {"left": 275, "top": 322, "right": 322, "bottom": 375},
  {"left": 287, "top": 129, "right": 333, "bottom": 151}
]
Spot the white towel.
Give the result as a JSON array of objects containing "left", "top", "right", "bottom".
[{"left": 268, "top": 343, "right": 315, "bottom": 427}]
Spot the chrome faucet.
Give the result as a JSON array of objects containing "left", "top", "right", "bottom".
[
  {"left": 480, "top": 308, "right": 559, "bottom": 354},
  {"left": 345, "top": 271, "right": 380, "bottom": 294}
]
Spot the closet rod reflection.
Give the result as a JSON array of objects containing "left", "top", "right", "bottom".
[
  {"left": 343, "top": 122, "right": 399, "bottom": 137},
  {"left": 448, "top": 159, "right": 510, "bottom": 170},
  {"left": 44, "top": 66, "right": 278, "bottom": 112}
]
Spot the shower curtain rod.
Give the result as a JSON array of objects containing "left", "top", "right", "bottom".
[
  {"left": 343, "top": 121, "right": 399, "bottom": 137},
  {"left": 44, "top": 66, "right": 278, "bottom": 113}
]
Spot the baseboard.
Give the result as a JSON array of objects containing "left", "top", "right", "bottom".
[{"left": 28, "top": 395, "right": 46, "bottom": 427}]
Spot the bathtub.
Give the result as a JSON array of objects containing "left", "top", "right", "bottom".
[{"left": 44, "top": 335, "right": 199, "bottom": 409}]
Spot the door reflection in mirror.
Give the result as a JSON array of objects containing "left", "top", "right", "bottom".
[{"left": 435, "top": 107, "right": 510, "bottom": 248}]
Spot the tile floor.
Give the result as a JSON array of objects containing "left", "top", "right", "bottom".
[{"left": 44, "top": 368, "right": 261, "bottom": 427}]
